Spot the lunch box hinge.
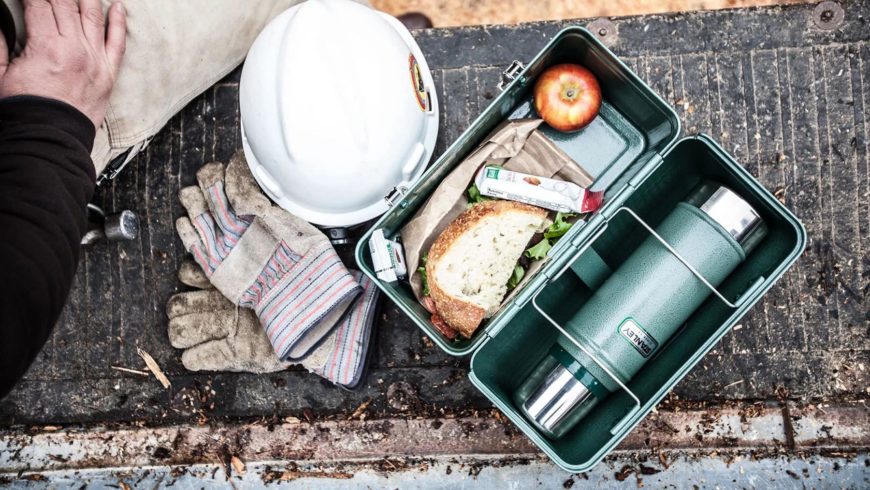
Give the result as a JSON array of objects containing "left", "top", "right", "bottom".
[
  {"left": 627, "top": 152, "right": 664, "bottom": 189},
  {"left": 512, "top": 275, "right": 549, "bottom": 309},
  {"left": 498, "top": 60, "right": 526, "bottom": 91}
]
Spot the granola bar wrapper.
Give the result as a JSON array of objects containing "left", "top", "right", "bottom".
[{"left": 401, "top": 119, "right": 594, "bottom": 301}]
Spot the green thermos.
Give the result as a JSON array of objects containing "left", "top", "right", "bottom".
[{"left": 515, "top": 183, "right": 767, "bottom": 439}]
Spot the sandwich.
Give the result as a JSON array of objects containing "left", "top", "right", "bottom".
[{"left": 423, "top": 200, "right": 550, "bottom": 338}]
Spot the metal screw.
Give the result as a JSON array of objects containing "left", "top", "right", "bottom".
[
  {"left": 813, "top": 1, "right": 844, "bottom": 30},
  {"left": 587, "top": 18, "right": 617, "bottom": 47}
]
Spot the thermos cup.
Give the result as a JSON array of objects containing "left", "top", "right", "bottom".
[{"left": 515, "top": 183, "right": 767, "bottom": 439}]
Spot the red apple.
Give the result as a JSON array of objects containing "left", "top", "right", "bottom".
[{"left": 533, "top": 63, "right": 602, "bottom": 132}]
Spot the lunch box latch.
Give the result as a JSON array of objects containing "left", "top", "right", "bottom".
[
  {"left": 385, "top": 186, "right": 409, "bottom": 209},
  {"left": 498, "top": 60, "right": 526, "bottom": 91}
]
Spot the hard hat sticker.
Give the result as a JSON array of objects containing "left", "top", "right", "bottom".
[{"left": 409, "top": 54, "right": 431, "bottom": 112}]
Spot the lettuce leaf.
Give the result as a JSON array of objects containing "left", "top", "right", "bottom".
[
  {"left": 506, "top": 264, "right": 525, "bottom": 290},
  {"left": 524, "top": 239, "right": 553, "bottom": 260},
  {"left": 525, "top": 213, "right": 578, "bottom": 260},
  {"left": 466, "top": 183, "right": 491, "bottom": 206},
  {"left": 543, "top": 212, "right": 576, "bottom": 240},
  {"left": 418, "top": 253, "right": 430, "bottom": 296}
]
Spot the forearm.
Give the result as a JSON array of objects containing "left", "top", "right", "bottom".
[{"left": 0, "top": 95, "right": 95, "bottom": 398}]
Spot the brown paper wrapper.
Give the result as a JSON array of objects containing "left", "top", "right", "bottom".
[{"left": 402, "top": 119, "right": 593, "bottom": 302}]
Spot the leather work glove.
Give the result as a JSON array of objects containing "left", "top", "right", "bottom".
[
  {"left": 167, "top": 261, "right": 380, "bottom": 388},
  {"left": 175, "top": 153, "right": 360, "bottom": 361},
  {"left": 167, "top": 261, "right": 287, "bottom": 373}
]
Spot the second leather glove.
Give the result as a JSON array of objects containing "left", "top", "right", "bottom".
[
  {"left": 175, "top": 153, "right": 360, "bottom": 360},
  {"left": 167, "top": 260, "right": 380, "bottom": 388}
]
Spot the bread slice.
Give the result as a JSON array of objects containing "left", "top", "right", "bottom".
[{"left": 426, "top": 200, "right": 549, "bottom": 338}]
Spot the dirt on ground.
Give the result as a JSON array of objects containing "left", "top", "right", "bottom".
[{"left": 370, "top": 0, "right": 812, "bottom": 28}]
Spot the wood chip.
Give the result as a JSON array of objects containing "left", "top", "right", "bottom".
[
  {"left": 231, "top": 456, "right": 246, "bottom": 475},
  {"left": 137, "top": 348, "right": 171, "bottom": 389},
  {"left": 658, "top": 451, "right": 670, "bottom": 469},
  {"left": 349, "top": 399, "right": 371, "bottom": 420},
  {"left": 283, "top": 416, "right": 301, "bottom": 424},
  {"left": 111, "top": 366, "right": 150, "bottom": 376}
]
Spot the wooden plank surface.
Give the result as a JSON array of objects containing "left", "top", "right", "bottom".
[{"left": 0, "top": 1, "right": 866, "bottom": 426}]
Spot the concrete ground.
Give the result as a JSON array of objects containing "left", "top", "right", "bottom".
[
  {"left": 1, "top": 403, "right": 868, "bottom": 486},
  {"left": 3, "top": 453, "right": 868, "bottom": 488},
  {"left": 0, "top": 0, "right": 867, "bottom": 487}
]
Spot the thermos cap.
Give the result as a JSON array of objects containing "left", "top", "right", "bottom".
[
  {"left": 521, "top": 362, "right": 593, "bottom": 436},
  {"left": 697, "top": 187, "right": 762, "bottom": 244}
]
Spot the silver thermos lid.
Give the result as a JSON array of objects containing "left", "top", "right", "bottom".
[
  {"left": 688, "top": 184, "right": 765, "bottom": 249},
  {"left": 521, "top": 362, "right": 593, "bottom": 437}
]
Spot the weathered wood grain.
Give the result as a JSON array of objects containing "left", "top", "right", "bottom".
[{"left": 0, "top": 1, "right": 866, "bottom": 426}]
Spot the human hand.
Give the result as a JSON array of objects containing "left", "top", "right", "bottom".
[{"left": 0, "top": 0, "right": 126, "bottom": 129}]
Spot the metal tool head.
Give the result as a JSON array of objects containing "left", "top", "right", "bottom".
[
  {"left": 104, "top": 210, "right": 139, "bottom": 241},
  {"left": 323, "top": 227, "right": 350, "bottom": 246},
  {"left": 82, "top": 206, "right": 139, "bottom": 245}
]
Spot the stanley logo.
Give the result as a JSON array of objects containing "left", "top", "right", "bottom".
[{"left": 619, "top": 319, "right": 658, "bottom": 358}]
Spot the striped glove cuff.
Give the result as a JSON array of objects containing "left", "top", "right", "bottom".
[
  {"left": 306, "top": 271, "right": 380, "bottom": 388},
  {"left": 244, "top": 242, "right": 361, "bottom": 361}
]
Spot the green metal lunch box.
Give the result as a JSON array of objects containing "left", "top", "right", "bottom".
[{"left": 354, "top": 26, "right": 806, "bottom": 472}]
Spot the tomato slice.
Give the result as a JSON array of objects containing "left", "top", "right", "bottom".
[{"left": 421, "top": 296, "right": 437, "bottom": 314}]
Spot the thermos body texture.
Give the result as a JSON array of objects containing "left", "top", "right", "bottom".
[{"left": 557, "top": 203, "right": 746, "bottom": 392}]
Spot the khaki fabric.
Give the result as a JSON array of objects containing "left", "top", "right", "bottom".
[{"left": 92, "top": 0, "right": 368, "bottom": 175}]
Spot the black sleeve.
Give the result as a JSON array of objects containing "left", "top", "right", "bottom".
[{"left": 0, "top": 95, "right": 96, "bottom": 399}]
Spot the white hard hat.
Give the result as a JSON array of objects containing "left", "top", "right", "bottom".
[{"left": 240, "top": 0, "right": 439, "bottom": 227}]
